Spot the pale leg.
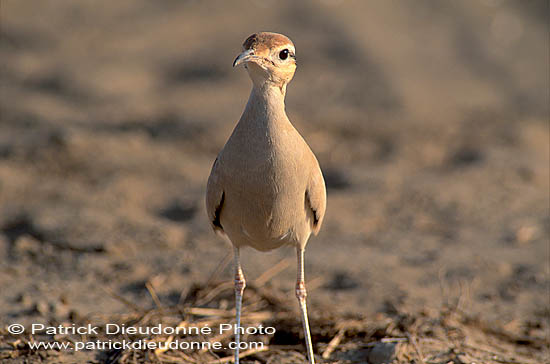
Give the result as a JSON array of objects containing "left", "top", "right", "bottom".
[
  {"left": 296, "top": 247, "right": 315, "bottom": 364},
  {"left": 233, "top": 247, "right": 246, "bottom": 364}
]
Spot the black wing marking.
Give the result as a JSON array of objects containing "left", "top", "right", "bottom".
[
  {"left": 213, "top": 191, "right": 225, "bottom": 231},
  {"left": 305, "top": 190, "right": 320, "bottom": 227}
]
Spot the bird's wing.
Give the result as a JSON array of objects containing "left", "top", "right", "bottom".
[
  {"left": 305, "top": 161, "right": 327, "bottom": 235},
  {"left": 206, "top": 157, "right": 225, "bottom": 233}
]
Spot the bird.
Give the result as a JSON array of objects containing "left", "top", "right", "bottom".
[{"left": 206, "top": 32, "right": 326, "bottom": 364}]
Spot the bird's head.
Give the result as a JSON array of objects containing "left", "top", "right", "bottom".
[{"left": 233, "top": 32, "right": 297, "bottom": 89}]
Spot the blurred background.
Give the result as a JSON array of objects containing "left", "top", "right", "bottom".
[{"left": 0, "top": 0, "right": 548, "bottom": 341}]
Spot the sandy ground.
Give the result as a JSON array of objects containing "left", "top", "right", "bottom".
[{"left": 0, "top": 1, "right": 548, "bottom": 363}]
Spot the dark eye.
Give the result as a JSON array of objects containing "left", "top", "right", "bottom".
[{"left": 279, "top": 49, "right": 289, "bottom": 60}]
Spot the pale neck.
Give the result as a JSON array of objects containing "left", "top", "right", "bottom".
[{"left": 241, "top": 82, "right": 289, "bottom": 127}]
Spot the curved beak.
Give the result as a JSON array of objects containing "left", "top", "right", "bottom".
[{"left": 233, "top": 49, "right": 262, "bottom": 67}]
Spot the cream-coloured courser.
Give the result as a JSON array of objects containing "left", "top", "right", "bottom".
[{"left": 206, "top": 32, "right": 326, "bottom": 364}]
